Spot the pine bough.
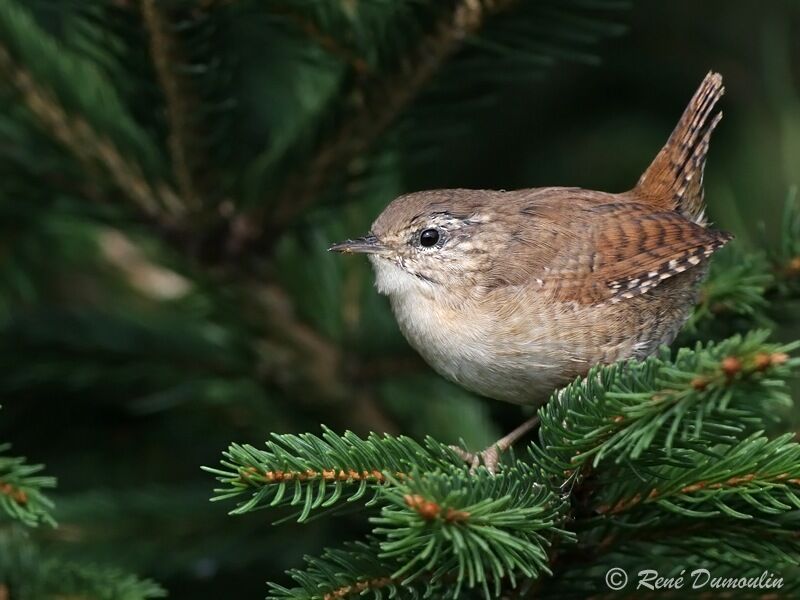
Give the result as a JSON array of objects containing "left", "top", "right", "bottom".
[{"left": 208, "top": 331, "right": 800, "bottom": 599}]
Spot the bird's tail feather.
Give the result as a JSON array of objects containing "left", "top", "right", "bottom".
[{"left": 634, "top": 71, "right": 724, "bottom": 225}]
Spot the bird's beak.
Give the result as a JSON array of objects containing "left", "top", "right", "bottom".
[{"left": 328, "top": 234, "right": 385, "bottom": 254}]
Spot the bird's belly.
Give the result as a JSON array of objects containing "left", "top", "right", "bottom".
[
  {"left": 389, "top": 294, "right": 596, "bottom": 405},
  {"left": 388, "top": 286, "right": 696, "bottom": 405}
]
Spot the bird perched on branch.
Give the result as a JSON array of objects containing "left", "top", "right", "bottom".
[{"left": 331, "top": 72, "right": 731, "bottom": 472}]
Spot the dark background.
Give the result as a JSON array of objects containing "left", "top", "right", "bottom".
[{"left": 1, "top": 0, "right": 798, "bottom": 597}]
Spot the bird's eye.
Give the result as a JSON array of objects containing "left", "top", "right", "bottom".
[{"left": 419, "top": 228, "right": 440, "bottom": 247}]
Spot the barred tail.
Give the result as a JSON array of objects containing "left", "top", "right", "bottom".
[{"left": 634, "top": 71, "right": 724, "bottom": 225}]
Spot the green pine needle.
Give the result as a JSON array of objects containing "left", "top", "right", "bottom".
[
  {"left": 533, "top": 331, "right": 798, "bottom": 478},
  {"left": 204, "top": 426, "right": 469, "bottom": 521},
  {"left": 0, "top": 444, "right": 56, "bottom": 527},
  {"left": 268, "top": 540, "right": 442, "bottom": 600},
  {"left": 374, "top": 463, "right": 572, "bottom": 598},
  {"left": 0, "top": 527, "right": 166, "bottom": 600},
  {"left": 0, "top": 0, "right": 164, "bottom": 174},
  {"left": 590, "top": 432, "right": 800, "bottom": 520}
]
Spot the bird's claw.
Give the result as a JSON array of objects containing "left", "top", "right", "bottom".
[{"left": 449, "top": 444, "right": 501, "bottom": 475}]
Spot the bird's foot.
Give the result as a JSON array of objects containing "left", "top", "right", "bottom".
[
  {"left": 449, "top": 444, "right": 502, "bottom": 475},
  {"left": 449, "top": 414, "right": 540, "bottom": 476}
]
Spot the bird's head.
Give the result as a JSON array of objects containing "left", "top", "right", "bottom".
[{"left": 329, "top": 190, "right": 505, "bottom": 296}]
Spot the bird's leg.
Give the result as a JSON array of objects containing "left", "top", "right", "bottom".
[{"left": 450, "top": 414, "right": 540, "bottom": 475}]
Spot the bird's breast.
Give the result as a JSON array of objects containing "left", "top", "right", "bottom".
[{"left": 387, "top": 287, "right": 599, "bottom": 405}]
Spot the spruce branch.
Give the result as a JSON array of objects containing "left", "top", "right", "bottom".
[
  {"left": 560, "top": 514, "right": 800, "bottom": 570},
  {"left": 0, "top": 46, "right": 166, "bottom": 219},
  {"left": 0, "top": 443, "right": 55, "bottom": 528},
  {"left": 374, "top": 465, "right": 572, "bottom": 598},
  {"left": 686, "top": 188, "right": 800, "bottom": 336},
  {"left": 539, "top": 541, "right": 796, "bottom": 600},
  {"left": 0, "top": 405, "right": 55, "bottom": 528},
  {"left": 0, "top": 408, "right": 56, "bottom": 527},
  {"left": 209, "top": 431, "right": 573, "bottom": 598},
  {"left": 204, "top": 426, "right": 466, "bottom": 520},
  {"left": 213, "top": 330, "right": 800, "bottom": 598},
  {"left": 685, "top": 246, "right": 774, "bottom": 333},
  {"left": 532, "top": 331, "right": 798, "bottom": 483},
  {"left": 598, "top": 518, "right": 800, "bottom": 567},
  {"left": 269, "top": 0, "right": 518, "bottom": 223},
  {"left": 530, "top": 516, "right": 800, "bottom": 598},
  {"left": 140, "top": 0, "right": 204, "bottom": 212},
  {"left": 591, "top": 432, "right": 800, "bottom": 518}
]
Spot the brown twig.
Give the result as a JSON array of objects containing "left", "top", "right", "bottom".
[
  {"left": 239, "top": 466, "right": 407, "bottom": 485},
  {"left": 225, "top": 0, "right": 518, "bottom": 256},
  {"left": 141, "top": 0, "right": 204, "bottom": 212},
  {"left": 0, "top": 45, "right": 182, "bottom": 221},
  {"left": 323, "top": 577, "right": 395, "bottom": 600}
]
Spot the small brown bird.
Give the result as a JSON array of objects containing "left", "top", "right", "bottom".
[{"left": 331, "top": 72, "right": 731, "bottom": 470}]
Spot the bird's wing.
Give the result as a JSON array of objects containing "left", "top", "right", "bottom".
[{"left": 495, "top": 200, "right": 731, "bottom": 306}]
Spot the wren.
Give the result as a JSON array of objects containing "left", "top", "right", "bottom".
[{"left": 330, "top": 72, "right": 731, "bottom": 470}]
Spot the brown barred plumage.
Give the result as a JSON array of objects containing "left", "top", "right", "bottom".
[{"left": 634, "top": 71, "right": 725, "bottom": 225}]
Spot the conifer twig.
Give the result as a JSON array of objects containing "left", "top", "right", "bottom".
[
  {"left": 0, "top": 44, "right": 182, "bottom": 220},
  {"left": 267, "top": 541, "right": 437, "bottom": 600},
  {"left": 531, "top": 332, "right": 798, "bottom": 484},
  {"left": 592, "top": 432, "right": 800, "bottom": 518},
  {"left": 214, "top": 332, "right": 799, "bottom": 598},
  {"left": 141, "top": 0, "right": 203, "bottom": 212},
  {"left": 205, "top": 427, "right": 456, "bottom": 520},
  {"left": 0, "top": 443, "right": 56, "bottom": 528}
]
